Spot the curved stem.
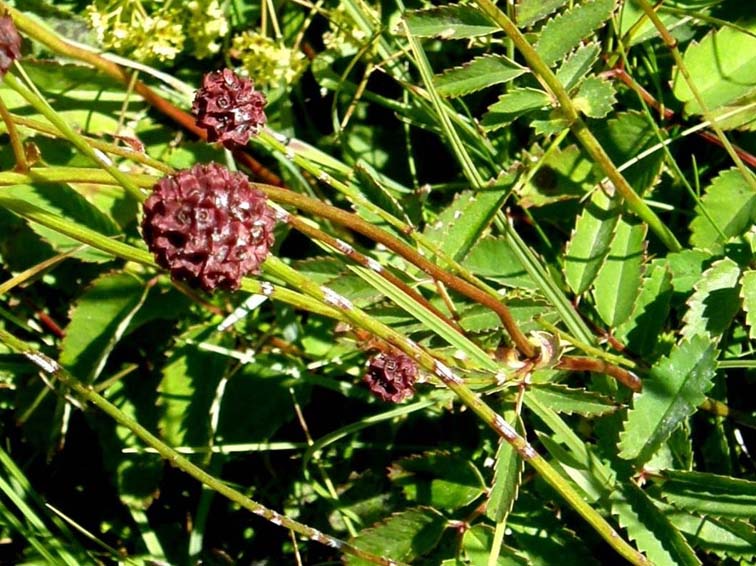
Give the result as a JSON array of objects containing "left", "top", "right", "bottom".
[
  {"left": 0, "top": 96, "right": 27, "bottom": 171},
  {"left": 473, "top": 0, "right": 682, "bottom": 252}
]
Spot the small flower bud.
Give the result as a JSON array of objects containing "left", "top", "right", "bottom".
[
  {"left": 364, "top": 353, "right": 418, "bottom": 403},
  {"left": 141, "top": 162, "right": 276, "bottom": 292},
  {"left": 192, "top": 68, "right": 266, "bottom": 147},
  {"left": 0, "top": 15, "right": 22, "bottom": 77}
]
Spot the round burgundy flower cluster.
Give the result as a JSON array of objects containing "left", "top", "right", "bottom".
[
  {"left": 364, "top": 352, "right": 418, "bottom": 403},
  {"left": 0, "top": 15, "right": 21, "bottom": 77},
  {"left": 192, "top": 68, "right": 266, "bottom": 147},
  {"left": 141, "top": 162, "right": 276, "bottom": 292}
]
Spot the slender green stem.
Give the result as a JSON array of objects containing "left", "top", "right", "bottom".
[
  {"left": 2, "top": 73, "right": 145, "bottom": 202},
  {"left": 0, "top": 95, "right": 28, "bottom": 171},
  {"left": 473, "top": 0, "right": 682, "bottom": 252},
  {"left": 0, "top": 328, "right": 403, "bottom": 566},
  {"left": 263, "top": 257, "right": 649, "bottom": 566},
  {"left": 633, "top": 0, "right": 756, "bottom": 192}
]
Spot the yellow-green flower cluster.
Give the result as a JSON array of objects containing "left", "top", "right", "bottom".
[
  {"left": 231, "top": 31, "right": 308, "bottom": 88},
  {"left": 86, "top": 0, "right": 229, "bottom": 63},
  {"left": 322, "top": 2, "right": 378, "bottom": 53}
]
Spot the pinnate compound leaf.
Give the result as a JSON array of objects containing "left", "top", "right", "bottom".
[
  {"left": 481, "top": 88, "right": 551, "bottom": 131},
  {"left": 681, "top": 258, "right": 741, "bottom": 343},
  {"left": 672, "top": 21, "right": 756, "bottom": 116},
  {"left": 593, "top": 217, "right": 647, "bottom": 328},
  {"left": 404, "top": 5, "right": 498, "bottom": 39},
  {"left": 610, "top": 482, "right": 702, "bottom": 566},
  {"left": 741, "top": 270, "right": 756, "bottom": 339},
  {"left": 516, "top": 0, "right": 568, "bottom": 27},
  {"left": 528, "top": 384, "right": 618, "bottom": 417},
  {"left": 615, "top": 261, "right": 673, "bottom": 359},
  {"left": 486, "top": 412, "right": 524, "bottom": 523},
  {"left": 388, "top": 451, "right": 486, "bottom": 510},
  {"left": 535, "top": 0, "right": 616, "bottom": 67},
  {"left": 655, "top": 470, "right": 756, "bottom": 519},
  {"left": 564, "top": 187, "right": 620, "bottom": 295},
  {"left": 434, "top": 55, "right": 527, "bottom": 97},
  {"left": 618, "top": 334, "right": 717, "bottom": 465},
  {"left": 573, "top": 75, "right": 616, "bottom": 118},
  {"left": 556, "top": 42, "right": 600, "bottom": 91},
  {"left": 4, "top": 184, "right": 119, "bottom": 263},
  {"left": 689, "top": 168, "right": 756, "bottom": 252},
  {"left": 346, "top": 507, "right": 446, "bottom": 565},
  {"left": 60, "top": 272, "right": 147, "bottom": 382}
]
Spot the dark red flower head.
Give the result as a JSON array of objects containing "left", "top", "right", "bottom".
[
  {"left": 141, "top": 162, "right": 276, "bottom": 292},
  {"left": 192, "top": 68, "right": 266, "bottom": 147},
  {"left": 364, "top": 352, "right": 418, "bottom": 403},
  {"left": 0, "top": 15, "right": 21, "bottom": 77}
]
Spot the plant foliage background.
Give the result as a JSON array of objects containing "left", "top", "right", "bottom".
[{"left": 0, "top": 0, "right": 754, "bottom": 564}]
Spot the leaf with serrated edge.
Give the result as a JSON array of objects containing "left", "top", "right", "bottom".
[
  {"left": 60, "top": 272, "right": 147, "bottom": 382},
  {"left": 481, "top": 88, "right": 551, "bottom": 131},
  {"left": 666, "top": 508, "right": 756, "bottom": 560},
  {"left": 557, "top": 42, "right": 601, "bottom": 91},
  {"left": 528, "top": 384, "right": 618, "bottom": 417},
  {"left": 673, "top": 21, "right": 756, "bottom": 115},
  {"left": 741, "top": 270, "right": 756, "bottom": 339},
  {"left": 535, "top": 0, "right": 616, "bottom": 67},
  {"left": 346, "top": 507, "right": 446, "bottom": 565},
  {"left": 610, "top": 482, "right": 702, "bottom": 566},
  {"left": 463, "top": 236, "right": 536, "bottom": 289},
  {"left": 618, "top": 334, "right": 717, "bottom": 464},
  {"left": 681, "top": 258, "right": 741, "bottom": 343},
  {"left": 615, "top": 261, "right": 673, "bottom": 359},
  {"left": 517, "top": 0, "right": 568, "bottom": 27},
  {"left": 564, "top": 187, "right": 620, "bottom": 295},
  {"left": 520, "top": 144, "right": 596, "bottom": 207},
  {"left": 404, "top": 5, "right": 498, "bottom": 39},
  {"left": 573, "top": 76, "right": 616, "bottom": 118},
  {"left": 655, "top": 470, "right": 756, "bottom": 519},
  {"left": 689, "top": 167, "right": 756, "bottom": 252},
  {"left": 486, "top": 412, "right": 524, "bottom": 522},
  {"left": 434, "top": 54, "right": 527, "bottom": 97},
  {"left": 389, "top": 451, "right": 486, "bottom": 511},
  {"left": 593, "top": 217, "right": 647, "bottom": 328}
]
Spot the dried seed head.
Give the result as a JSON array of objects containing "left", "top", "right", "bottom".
[
  {"left": 192, "top": 68, "right": 266, "bottom": 146},
  {"left": 364, "top": 352, "right": 418, "bottom": 403},
  {"left": 142, "top": 162, "right": 276, "bottom": 292},
  {"left": 0, "top": 15, "right": 22, "bottom": 77}
]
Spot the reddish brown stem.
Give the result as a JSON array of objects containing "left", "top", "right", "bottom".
[{"left": 557, "top": 355, "right": 641, "bottom": 392}]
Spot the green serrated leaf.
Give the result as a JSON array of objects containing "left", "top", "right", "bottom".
[
  {"left": 741, "top": 270, "right": 756, "bottom": 339},
  {"left": 434, "top": 55, "right": 527, "bottom": 97},
  {"left": 404, "top": 5, "right": 498, "bottom": 39},
  {"left": 158, "top": 325, "right": 231, "bottom": 448},
  {"left": 573, "top": 76, "right": 616, "bottom": 118},
  {"left": 486, "top": 412, "right": 524, "bottom": 523},
  {"left": 564, "top": 188, "right": 620, "bottom": 295},
  {"left": 592, "top": 111, "right": 665, "bottom": 196},
  {"left": 528, "top": 384, "right": 618, "bottom": 417},
  {"left": 459, "top": 298, "right": 558, "bottom": 335},
  {"left": 60, "top": 272, "right": 147, "bottom": 382},
  {"left": 4, "top": 184, "right": 119, "bottom": 262},
  {"left": 424, "top": 188, "right": 511, "bottom": 262},
  {"left": 517, "top": 0, "right": 568, "bottom": 27},
  {"left": 655, "top": 470, "right": 756, "bottom": 519},
  {"left": 615, "top": 261, "right": 673, "bottom": 359},
  {"left": 681, "top": 258, "right": 741, "bottom": 342},
  {"left": 610, "top": 482, "right": 702, "bottom": 566},
  {"left": 520, "top": 144, "right": 596, "bottom": 207},
  {"left": 481, "top": 88, "right": 551, "bottom": 131},
  {"left": 556, "top": 42, "right": 601, "bottom": 91},
  {"left": 665, "top": 249, "right": 711, "bottom": 295},
  {"left": 672, "top": 21, "right": 756, "bottom": 116},
  {"left": 593, "top": 217, "right": 647, "bottom": 327},
  {"left": 618, "top": 335, "right": 717, "bottom": 465},
  {"left": 462, "top": 524, "right": 530, "bottom": 565},
  {"left": 463, "top": 237, "right": 536, "bottom": 289},
  {"left": 689, "top": 167, "right": 756, "bottom": 252},
  {"left": 666, "top": 510, "right": 756, "bottom": 560},
  {"left": 388, "top": 451, "right": 486, "bottom": 510},
  {"left": 535, "top": 0, "right": 616, "bottom": 67},
  {"left": 346, "top": 507, "right": 446, "bottom": 565}
]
